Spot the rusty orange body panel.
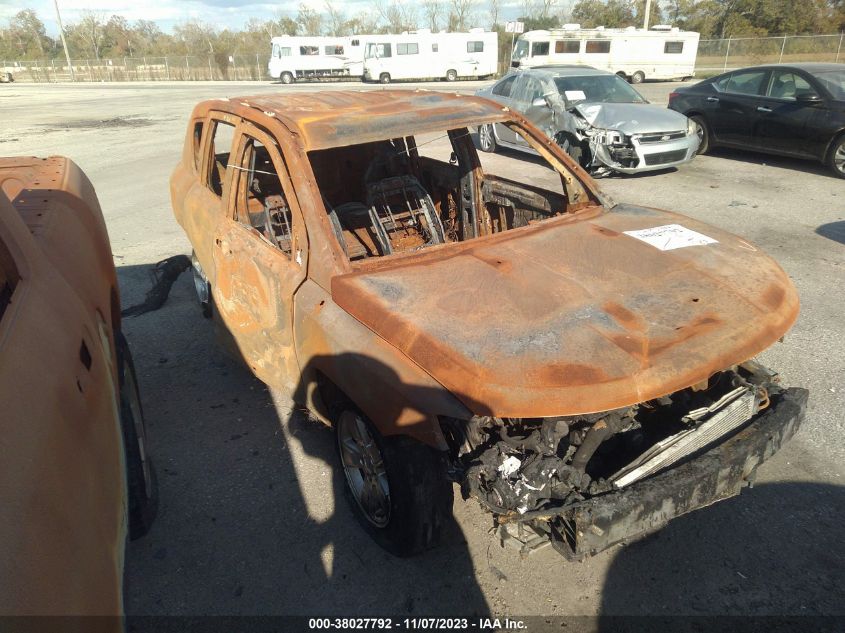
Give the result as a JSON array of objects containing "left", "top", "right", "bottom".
[
  {"left": 0, "top": 157, "right": 126, "bottom": 617},
  {"left": 170, "top": 90, "right": 798, "bottom": 448}
]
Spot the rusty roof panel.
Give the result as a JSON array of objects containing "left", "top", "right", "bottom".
[{"left": 234, "top": 90, "right": 510, "bottom": 150}]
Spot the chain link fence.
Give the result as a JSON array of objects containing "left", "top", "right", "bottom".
[
  {"left": 698, "top": 33, "right": 845, "bottom": 74},
  {"left": 3, "top": 34, "right": 845, "bottom": 82},
  {"left": 0, "top": 54, "right": 269, "bottom": 82}
]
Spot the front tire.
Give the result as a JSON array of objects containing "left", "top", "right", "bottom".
[
  {"left": 117, "top": 332, "right": 157, "bottom": 540},
  {"left": 191, "top": 251, "right": 212, "bottom": 319},
  {"left": 335, "top": 409, "right": 452, "bottom": 557},
  {"left": 690, "top": 115, "right": 710, "bottom": 154},
  {"left": 827, "top": 134, "right": 845, "bottom": 179},
  {"left": 478, "top": 124, "right": 497, "bottom": 153},
  {"left": 445, "top": 69, "right": 458, "bottom": 82},
  {"left": 280, "top": 71, "right": 294, "bottom": 85},
  {"left": 379, "top": 72, "right": 391, "bottom": 84}
]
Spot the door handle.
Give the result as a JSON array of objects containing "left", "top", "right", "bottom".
[
  {"left": 706, "top": 97, "right": 719, "bottom": 103},
  {"left": 757, "top": 106, "right": 772, "bottom": 113}
]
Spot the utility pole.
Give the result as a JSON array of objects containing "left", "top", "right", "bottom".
[
  {"left": 643, "top": 0, "right": 652, "bottom": 30},
  {"left": 52, "top": 0, "right": 74, "bottom": 81}
]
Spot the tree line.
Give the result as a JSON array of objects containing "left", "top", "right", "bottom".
[{"left": 2, "top": 0, "right": 844, "bottom": 62}]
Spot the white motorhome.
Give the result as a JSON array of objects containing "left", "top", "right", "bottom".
[
  {"left": 362, "top": 29, "right": 498, "bottom": 83},
  {"left": 512, "top": 25, "right": 699, "bottom": 83},
  {"left": 268, "top": 35, "right": 374, "bottom": 83}
]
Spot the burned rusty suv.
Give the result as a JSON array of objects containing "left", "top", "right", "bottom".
[{"left": 171, "top": 90, "right": 806, "bottom": 559}]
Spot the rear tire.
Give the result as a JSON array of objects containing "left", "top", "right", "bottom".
[
  {"left": 827, "top": 134, "right": 845, "bottom": 179},
  {"left": 478, "top": 124, "right": 497, "bottom": 153},
  {"left": 630, "top": 71, "right": 645, "bottom": 84},
  {"left": 445, "top": 69, "right": 458, "bottom": 82},
  {"left": 280, "top": 71, "right": 294, "bottom": 85},
  {"left": 117, "top": 332, "right": 157, "bottom": 540},
  {"left": 334, "top": 408, "right": 452, "bottom": 557},
  {"left": 690, "top": 115, "right": 710, "bottom": 154},
  {"left": 379, "top": 72, "right": 391, "bottom": 84}
]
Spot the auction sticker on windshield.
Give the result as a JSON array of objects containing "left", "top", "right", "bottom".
[{"left": 623, "top": 224, "right": 718, "bottom": 251}]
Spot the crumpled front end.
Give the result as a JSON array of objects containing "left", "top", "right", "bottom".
[
  {"left": 441, "top": 362, "right": 807, "bottom": 559},
  {"left": 550, "top": 101, "right": 700, "bottom": 175}
]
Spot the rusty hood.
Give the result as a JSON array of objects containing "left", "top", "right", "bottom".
[{"left": 331, "top": 204, "right": 799, "bottom": 418}]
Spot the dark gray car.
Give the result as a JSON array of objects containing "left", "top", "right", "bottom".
[{"left": 476, "top": 65, "right": 699, "bottom": 174}]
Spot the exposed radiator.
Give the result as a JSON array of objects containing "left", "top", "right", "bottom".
[{"left": 612, "top": 386, "right": 757, "bottom": 488}]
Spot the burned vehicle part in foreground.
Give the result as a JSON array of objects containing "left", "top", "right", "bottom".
[
  {"left": 171, "top": 90, "right": 804, "bottom": 559},
  {"left": 476, "top": 66, "right": 699, "bottom": 175},
  {"left": 0, "top": 157, "right": 156, "bottom": 614}
]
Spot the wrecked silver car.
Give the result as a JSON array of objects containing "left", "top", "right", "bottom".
[{"left": 476, "top": 66, "right": 700, "bottom": 174}]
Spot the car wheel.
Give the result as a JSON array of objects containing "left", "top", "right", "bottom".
[
  {"left": 280, "top": 71, "right": 294, "bottom": 85},
  {"left": 335, "top": 409, "right": 453, "bottom": 557},
  {"left": 690, "top": 115, "right": 710, "bottom": 154},
  {"left": 445, "top": 69, "right": 458, "bottom": 82},
  {"left": 630, "top": 71, "right": 645, "bottom": 84},
  {"left": 478, "top": 124, "right": 497, "bottom": 153},
  {"left": 827, "top": 135, "right": 845, "bottom": 179},
  {"left": 191, "top": 251, "right": 212, "bottom": 319},
  {"left": 379, "top": 72, "right": 391, "bottom": 84},
  {"left": 117, "top": 332, "right": 158, "bottom": 540}
]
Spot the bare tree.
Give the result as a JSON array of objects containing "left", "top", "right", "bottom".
[
  {"left": 489, "top": 0, "right": 501, "bottom": 28},
  {"left": 297, "top": 3, "right": 323, "bottom": 35},
  {"left": 374, "top": 0, "right": 418, "bottom": 32},
  {"left": 324, "top": 0, "right": 347, "bottom": 36},
  {"left": 422, "top": 0, "right": 444, "bottom": 31},
  {"left": 69, "top": 11, "right": 108, "bottom": 60},
  {"left": 449, "top": 0, "right": 476, "bottom": 31}
]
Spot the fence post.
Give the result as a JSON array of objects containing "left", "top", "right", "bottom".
[
  {"left": 51, "top": 58, "right": 55, "bottom": 81},
  {"left": 723, "top": 37, "right": 731, "bottom": 72},
  {"left": 837, "top": 34, "right": 844, "bottom": 63},
  {"left": 779, "top": 36, "right": 786, "bottom": 63},
  {"left": 208, "top": 56, "right": 213, "bottom": 80},
  {"left": 165, "top": 56, "right": 170, "bottom": 81},
  {"left": 256, "top": 53, "right": 260, "bottom": 80}
]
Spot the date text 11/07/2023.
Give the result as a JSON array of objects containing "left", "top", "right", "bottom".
[{"left": 308, "top": 618, "right": 527, "bottom": 631}]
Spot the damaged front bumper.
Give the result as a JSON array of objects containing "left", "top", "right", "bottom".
[
  {"left": 590, "top": 133, "right": 699, "bottom": 175},
  {"left": 497, "top": 387, "right": 808, "bottom": 559}
]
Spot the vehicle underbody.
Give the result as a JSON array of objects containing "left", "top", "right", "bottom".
[{"left": 441, "top": 362, "right": 807, "bottom": 559}]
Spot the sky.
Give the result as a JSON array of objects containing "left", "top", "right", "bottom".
[{"left": 0, "top": 0, "right": 535, "bottom": 35}]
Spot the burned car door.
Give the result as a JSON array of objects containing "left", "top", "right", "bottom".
[{"left": 211, "top": 121, "right": 307, "bottom": 390}]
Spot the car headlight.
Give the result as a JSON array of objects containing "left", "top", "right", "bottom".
[
  {"left": 687, "top": 117, "right": 697, "bottom": 136},
  {"left": 601, "top": 130, "right": 626, "bottom": 145}
]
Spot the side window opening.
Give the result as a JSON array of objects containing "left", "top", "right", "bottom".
[
  {"left": 307, "top": 125, "right": 590, "bottom": 264},
  {"left": 555, "top": 40, "right": 579, "bottom": 54},
  {"left": 531, "top": 41, "right": 550, "bottom": 57},
  {"left": 467, "top": 41, "right": 484, "bottom": 53},
  {"left": 726, "top": 70, "right": 768, "bottom": 96},
  {"left": 234, "top": 135, "right": 294, "bottom": 257},
  {"left": 585, "top": 40, "right": 610, "bottom": 54},
  {"left": 492, "top": 74, "right": 516, "bottom": 97},
  {"left": 192, "top": 121, "right": 204, "bottom": 170},
  {"left": 0, "top": 237, "right": 18, "bottom": 322},
  {"left": 664, "top": 41, "right": 684, "bottom": 54},
  {"left": 208, "top": 120, "right": 237, "bottom": 196}
]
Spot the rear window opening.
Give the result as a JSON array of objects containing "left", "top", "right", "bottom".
[{"left": 307, "top": 125, "right": 592, "bottom": 263}]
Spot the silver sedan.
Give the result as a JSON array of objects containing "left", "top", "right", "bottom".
[{"left": 476, "top": 66, "right": 700, "bottom": 175}]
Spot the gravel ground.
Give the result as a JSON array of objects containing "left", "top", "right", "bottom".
[{"left": 2, "top": 79, "right": 843, "bottom": 622}]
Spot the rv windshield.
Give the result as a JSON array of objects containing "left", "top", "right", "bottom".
[
  {"left": 513, "top": 39, "right": 529, "bottom": 60},
  {"left": 554, "top": 74, "right": 647, "bottom": 104}
]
